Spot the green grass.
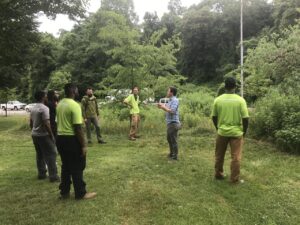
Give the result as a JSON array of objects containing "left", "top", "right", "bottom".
[{"left": 0, "top": 116, "right": 299, "bottom": 225}]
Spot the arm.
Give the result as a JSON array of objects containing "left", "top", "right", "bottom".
[
  {"left": 241, "top": 99, "right": 249, "bottom": 137},
  {"left": 123, "top": 96, "right": 132, "bottom": 108},
  {"left": 44, "top": 120, "right": 55, "bottom": 141},
  {"left": 74, "top": 124, "right": 87, "bottom": 157},
  {"left": 212, "top": 116, "right": 218, "bottom": 130},
  {"left": 95, "top": 99, "right": 99, "bottom": 117},
  {"left": 157, "top": 103, "right": 174, "bottom": 113},
  {"left": 242, "top": 118, "right": 249, "bottom": 137},
  {"left": 81, "top": 98, "right": 87, "bottom": 120}
]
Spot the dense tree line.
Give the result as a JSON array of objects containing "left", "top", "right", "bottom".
[{"left": 0, "top": 0, "right": 299, "bottom": 101}]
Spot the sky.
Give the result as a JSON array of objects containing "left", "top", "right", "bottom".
[{"left": 38, "top": 0, "right": 202, "bottom": 37}]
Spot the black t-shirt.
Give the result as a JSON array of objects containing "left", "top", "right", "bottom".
[{"left": 47, "top": 101, "right": 57, "bottom": 135}]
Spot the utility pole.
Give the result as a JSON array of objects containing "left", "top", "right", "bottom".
[{"left": 240, "top": 0, "right": 244, "bottom": 97}]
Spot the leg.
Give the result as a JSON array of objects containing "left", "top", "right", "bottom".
[
  {"left": 229, "top": 136, "right": 243, "bottom": 182},
  {"left": 41, "top": 136, "right": 59, "bottom": 181},
  {"left": 167, "top": 124, "right": 179, "bottom": 159},
  {"left": 215, "top": 135, "right": 229, "bottom": 179},
  {"left": 68, "top": 137, "right": 87, "bottom": 199},
  {"left": 32, "top": 136, "right": 47, "bottom": 178},
  {"left": 129, "top": 115, "right": 138, "bottom": 138},
  {"left": 91, "top": 117, "right": 102, "bottom": 142},
  {"left": 167, "top": 126, "right": 172, "bottom": 157},
  {"left": 135, "top": 114, "right": 140, "bottom": 137},
  {"left": 85, "top": 118, "right": 92, "bottom": 143},
  {"left": 57, "top": 136, "right": 71, "bottom": 196},
  {"left": 72, "top": 169, "right": 87, "bottom": 199}
]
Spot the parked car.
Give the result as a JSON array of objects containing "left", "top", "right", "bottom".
[
  {"left": 25, "top": 103, "right": 37, "bottom": 112},
  {"left": 0, "top": 101, "right": 26, "bottom": 110}
]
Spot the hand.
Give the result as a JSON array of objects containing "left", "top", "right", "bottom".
[
  {"left": 157, "top": 103, "right": 163, "bottom": 109},
  {"left": 82, "top": 147, "right": 87, "bottom": 157},
  {"left": 84, "top": 118, "right": 87, "bottom": 123},
  {"left": 51, "top": 135, "right": 56, "bottom": 144}
]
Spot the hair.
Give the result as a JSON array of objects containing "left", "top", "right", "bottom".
[
  {"left": 48, "top": 90, "right": 59, "bottom": 102},
  {"left": 224, "top": 77, "right": 237, "bottom": 90},
  {"left": 132, "top": 86, "right": 139, "bottom": 92},
  {"left": 47, "top": 90, "right": 55, "bottom": 101},
  {"left": 169, "top": 86, "right": 177, "bottom": 96},
  {"left": 64, "top": 83, "right": 77, "bottom": 97},
  {"left": 34, "top": 90, "right": 47, "bottom": 102}
]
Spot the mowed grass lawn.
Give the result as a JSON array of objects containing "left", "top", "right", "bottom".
[{"left": 0, "top": 116, "right": 299, "bottom": 225}]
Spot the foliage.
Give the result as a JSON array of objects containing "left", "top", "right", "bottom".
[
  {"left": 179, "top": 0, "right": 273, "bottom": 83},
  {"left": 0, "top": 0, "right": 88, "bottom": 89},
  {"left": 180, "top": 90, "right": 215, "bottom": 116},
  {"left": 47, "top": 70, "right": 71, "bottom": 92},
  {"left": 245, "top": 24, "right": 300, "bottom": 99},
  {"left": 0, "top": 88, "right": 18, "bottom": 103},
  {"left": 100, "top": 0, "right": 138, "bottom": 25},
  {"left": 251, "top": 90, "right": 300, "bottom": 153},
  {"left": 272, "top": 0, "right": 300, "bottom": 31},
  {"left": 179, "top": 90, "right": 215, "bottom": 129}
]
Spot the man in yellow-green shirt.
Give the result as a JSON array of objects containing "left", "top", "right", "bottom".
[
  {"left": 124, "top": 87, "right": 140, "bottom": 141},
  {"left": 211, "top": 77, "right": 249, "bottom": 184},
  {"left": 56, "top": 83, "right": 96, "bottom": 200}
]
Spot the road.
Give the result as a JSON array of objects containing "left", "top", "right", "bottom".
[{"left": 0, "top": 109, "right": 28, "bottom": 117}]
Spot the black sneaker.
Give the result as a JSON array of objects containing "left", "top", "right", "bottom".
[
  {"left": 50, "top": 176, "right": 60, "bottom": 183},
  {"left": 215, "top": 175, "right": 226, "bottom": 180}
]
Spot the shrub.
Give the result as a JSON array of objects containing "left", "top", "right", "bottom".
[
  {"left": 180, "top": 90, "right": 215, "bottom": 117},
  {"left": 183, "top": 113, "right": 202, "bottom": 128},
  {"left": 251, "top": 90, "right": 300, "bottom": 153}
]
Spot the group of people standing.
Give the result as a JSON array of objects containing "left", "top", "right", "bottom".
[{"left": 29, "top": 77, "right": 249, "bottom": 200}]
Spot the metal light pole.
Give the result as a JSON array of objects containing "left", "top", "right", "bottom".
[{"left": 240, "top": 0, "right": 244, "bottom": 97}]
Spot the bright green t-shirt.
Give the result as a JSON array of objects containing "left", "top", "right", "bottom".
[
  {"left": 56, "top": 98, "right": 83, "bottom": 136},
  {"left": 124, "top": 94, "right": 140, "bottom": 114},
  {"left": 212, "top": 94, "right": 249, "bottom": 137}
]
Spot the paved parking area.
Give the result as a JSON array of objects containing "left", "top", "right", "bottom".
[{"left": 0, "top": 109, "right": 28, "bottom": 117}]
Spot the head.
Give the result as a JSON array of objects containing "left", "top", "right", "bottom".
[
  {"left": 34, "top": 90, "right": 47, "bottom": 103},
  {"left": 224, "top": 77, "right": 237, "bottom": 92},
  {"left": 167, "top": 86, "right": 177, "bottom": 98},
  {"left": 64, "top": 83, "right": 79, "bottom": 99},
  {"left": 132, "top": 87, "right": 139, "bottom": 95},
  {"left": 86, "top": 88, "right": 93, "bottom": 97},
  {"left": 47, "top": 90, "right": 59, "bottom": 102}
]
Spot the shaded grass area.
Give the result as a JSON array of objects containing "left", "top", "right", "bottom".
[{"left": 0, "top": 116, "right": 299, "bottom": 225}]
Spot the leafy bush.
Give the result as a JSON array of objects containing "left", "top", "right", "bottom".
[
  {"left": 183, "top": 113, "right": 202, "bottom": 128},
  {"left": 244, "top": 25, "right": 300, "bottom": 99},
  {"left": 251, "top": 90, "right": 300, "bottom": 153},
  {"left": 180, "top": 90, "right": 215, "bottom": 117}
]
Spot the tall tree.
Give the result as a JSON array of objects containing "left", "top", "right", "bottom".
[
  {"left": 100, "top": 0, "right": 138, "bottom": 25},
  {"left": 272, "top": 0, "right": 300, "bottom": 31},
  {"left": 179, "top": 0, "right": 273, "bottom": 83},
  {"left": 141, "top": 12, "right": 162, "bottom": 43},
  {"left": 0, "top": 0, "right": 89, "bottom": 89}
]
